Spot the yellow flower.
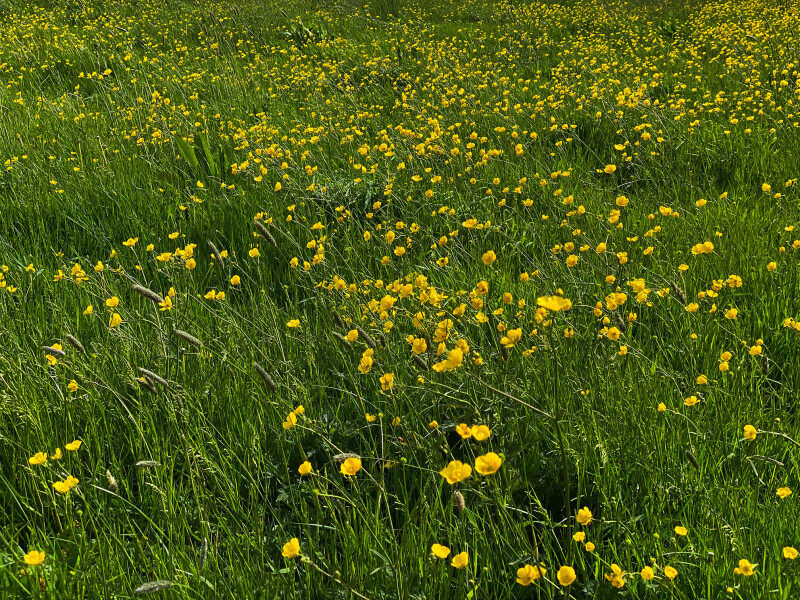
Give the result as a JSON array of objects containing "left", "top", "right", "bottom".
[
  {"left": 67, "top": 380, "right": 78, "bottom": 393},
  {"left": 65, "top": 440, "right": 82, "bottom": 451},
  {"left": 584, "top": 542, "right": 595, "bottom": 552},
  {"left": 481, "top": 250, "right": 496, "bottom": 265},
  {"left": 743, "top": 425, "right": 757, "bottom": 441},
  {"left": 450, "top": 552, "right": 468, "bottom": 569},
  {"left": 249, "top": 248, "right": 261, "bottom": 258},
  {"left": 439, "top": 460, "right": 472, "bottom": 484},
  {"left": 379, "top": 373, "right": 394, "bottom": 390},
  {"left": 557, "top": 566, "right": 576, "bottom": 586},
  {"left": 767, "top": 261, "right": 777, "bottom": 272},
  {"left": 340, "top": 457, "right": 362, "bottom": 476},
  {"left": 604, "top": 564, "right": 625, "bottom": 588},
  {"left": 28, "top": 452, "right": 47, "bottom": 466},
  {"left": 230, "top": 275, "right": 241, "bottom": 285},
  {"left": 664, "top": 565, "right": 678, "bottom": 580},
  {"left": 105, "top": 296, "right": 119, "bottom": 308},
  {"left": 783, "top": 547, "right": 798, "bottom": 560},
  {"left": 537, "top": 296, "right": 572, "bottom": 312},
  {"left": 282, "top": 412, "right": 297, "bottom": 430},
  {"left": 674, "top": 526, "right": 688, "bottom": 536},
  {"left": 641, "top": 566, "right": 654, "bottom": 580},
  {"left": 696, "top": 374, "right": 708, "bottom": 385},
  {"left": 455, "top": 423, "right": 472, "bottom": 439},
  {"left": 122, "top": 237, "right": 138, "bottom": 247},
  {"left": 52, "top": 448, "right": 63, "bottom": 460},
  {"left": 501, "top": 328, "right": 523, "bottom": 348},
  {"left": 737, "top": 559, "right": 756, "bottom": 576},
  {"left": 83, "top": 305, "right": 93, "bottom": 315},
  {"left": 109, "top": 313, "right": 122, "bottom": 328},
  {"left": 724, "top": 308, "right": 738, "bottom": 320},
  {"left": 657, "top": 403, "right": 666, "bottom": 412},
  {"left": 604, "top": 164, "right": 617, "bottom": 174},
  {"left": 684, "top": 396, "right": 699, "bottom": 407},
  {"left": 577, "top": 506, "right": 592, "bottom": 526},
  {"left": 287, "top": 319, "right": 300, "bottom": 328},
  {"left": 572, "top": 531, "right": 585, "bottom": 542},
  {"left": 474, "top": 452, "right": 502, "bottom": 475},
  {"left": 23, "top": 550, "right": 45, "bottom": 566},
  {"left": 777, "top": 487, "right": 792, "bottom": 498},
  {"left": 159, "top": 296, "right": 172, "bottom": 311},
  {"left": 431, "top": 544, "right": 451, "bottom": 559},
  {"left": 471, "top": 425, "right": 491, "bottom": 441},
  {"left": 298, "top": 461, "right": 312, "bottom": 476},
  {"left": 411, "top": 338, "right": 427, "bottom": 354},
  {"left": 516, "top": 564, "right": 545, "bottom": 585},
  {"left": 281, "top": 538, "right": 300, "bottom": 559},
  {"left": 185, "top": 258, "right": 196, "bottom": 270},
  {"left": 53, "top": 475, "right": 79, "bottom": 494},
  {"left": 691, "top": 241, "right": 714, "bottom": 255}
]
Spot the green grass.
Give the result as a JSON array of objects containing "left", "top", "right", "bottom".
[{"left": 2, "top": 0, "right": 800, "bottom": 597}]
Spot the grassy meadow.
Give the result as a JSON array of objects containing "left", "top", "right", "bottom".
[{"left": 2, "top": 0, "right": 800, "bottom": 596}]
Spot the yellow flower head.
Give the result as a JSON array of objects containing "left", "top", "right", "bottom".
[
  {"left": 516, "top": 564, "right": 545, "bottom": 585},
  {"left": 281, "top": 538, "right": 300, "bottom": 559},
  {"left": 439, "top": 460, "right": 472, "bottom": 484},
  {"left": 340, "top": 457, "right": 362, "bottom": 476},
  {"left": 450, "top": 551, "right": 468, "bottom": 569},
  {"left": 23, "top": 551, "right": 45, "bottom": 566},
  {"left": 471, "top": 425, "right": 491, "bottom": 441},
  {"left": 474, "top": 452, "right": 502, "bottom": 476},
  {"left": 431, "top": 543, "right": 450, "bottom": 559},
  {"left": 737, "top": 559, "right": 756, "bottom": 576},
  {"left": 379, "top": 373, "right": 394, "bottom": 390},
  {"left": 537, "top": 296, "right": 572, "bottom": 312},
  {"left": 298, "top": 461, "right": 312, "bottom": 476},
  {"left": 557, "top": 566, "right": 576, "bottom": 586},
  {"left": 455, "top": 423, "right": 472, "bottom": 439},
  {"left": 28, "top": 452, "right": 47, "bottom": 466},
  {"left": 604, "top": 564, "right": 625, "bottom": 588},
  {"left": 577, "top": 506, "right": 593, "bottom": 526}
]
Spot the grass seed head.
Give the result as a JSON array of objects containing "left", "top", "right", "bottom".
[
  {"left": 174, "top": 329, "right": 202, "bottom": 347},
  {"left": 253, "top": 219, "right": 277, "bottom": 246},
  {"left": 65, "top": 334, "right": 85, "bottom": 353},
  {"left": 132, "top": 284, "right": 165, "bottom": 304}
]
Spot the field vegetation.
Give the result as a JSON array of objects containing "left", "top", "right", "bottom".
[{"left": 2, "top": 0, "right": 800, "bottom": 597}]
